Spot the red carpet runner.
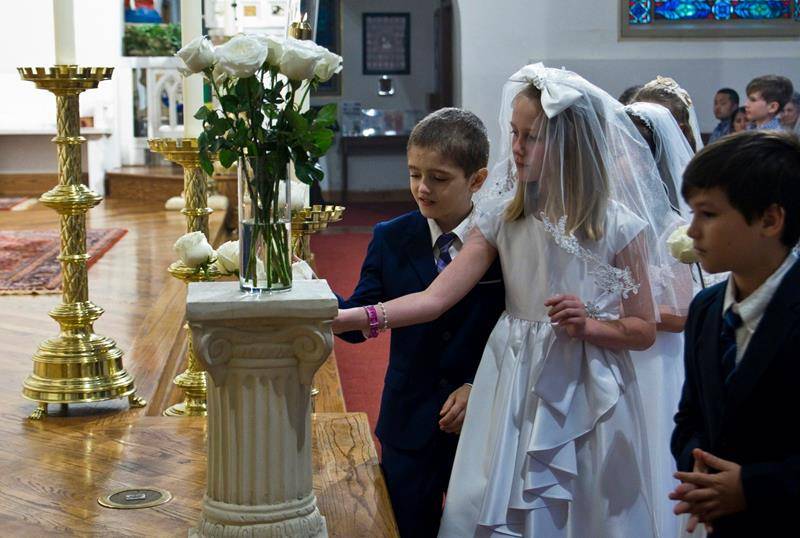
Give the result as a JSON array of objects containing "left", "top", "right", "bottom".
[{"left": 312, "top": 202, "right": 416, "bottom": 447}]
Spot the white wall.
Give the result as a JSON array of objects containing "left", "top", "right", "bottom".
[
  {"left": 0, "top": 0, "right": 123, "bottom": 171},
  {"left": 457, "top": 0, "right": 800, "bottom": 165},
  {"left": 312, "top": 0, "right": 436, "bottom": 195}
]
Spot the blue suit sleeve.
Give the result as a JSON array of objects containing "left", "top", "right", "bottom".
[{"left": 334, "top": 224, "right": 386, "bottom": 344}]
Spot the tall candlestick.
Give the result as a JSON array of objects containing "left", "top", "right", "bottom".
[
  {"left": 181, "top": 0, "right": 204, "bottom": 138},
  {"left": 53, "top": 0, "right": 76, "bottom": 65}
]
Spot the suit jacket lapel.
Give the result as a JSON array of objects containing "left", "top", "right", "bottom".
[
  {"left": 404, "top": 212, "right": 437, "bottom": 288},
  {"left": 723, "top": 260, "right": 800, "bottom": 422},
  {"left": 698, "top": 288, "right": 726, "bottom": 437}
]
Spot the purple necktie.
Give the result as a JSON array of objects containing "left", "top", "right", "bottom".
[{"left": 435, "top": 232, "right": 457, "bottom": 273}]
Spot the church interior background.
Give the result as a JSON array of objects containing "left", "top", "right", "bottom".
[{"left": 0, "top": 0, "right": 797, "bottom": 535}]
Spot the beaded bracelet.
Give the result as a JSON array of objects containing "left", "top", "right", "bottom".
[
  {"left": 377, "top": 302, "right": 389, "bottom": 331},
  {"left": 363, "top": 305, "right": 380, "bottom": 338}
]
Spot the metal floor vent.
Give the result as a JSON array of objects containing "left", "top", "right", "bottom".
[{"left": 98, "top": 488, "right": 172, "bottom": 509}]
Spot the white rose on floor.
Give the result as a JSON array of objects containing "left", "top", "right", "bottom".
[
  {"left": 176, "top": 36, "right": 215, "bottom": 75},
  {"left": 279, "top": 38, "right": 321, "bottom": 81},
  {"left": 174, "top": 231, "right": 215, "bottom": 268},
  {"left": 215, "top": 34, "right": 268, "bottom": 79},
  {"left": 667, "top": 225, "right": 700, "bottom": 264},
  {"left": 213, "top": 240, "right": 239, "bottom": 273},
  {"left": 314, "top": 49, "right": 342, "bottom": 82}
]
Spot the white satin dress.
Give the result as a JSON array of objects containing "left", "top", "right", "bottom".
[{"left": 438, "top": 202, "right": 658, "bottom": 538}]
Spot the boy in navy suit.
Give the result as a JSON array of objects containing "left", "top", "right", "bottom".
[
  {"left": 336, "top": 108, "right": 505, "bottom": 537},
  {"left": 670, "top": 130, "right": 800, "bottom": 536}
]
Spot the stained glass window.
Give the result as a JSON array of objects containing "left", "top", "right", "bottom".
[{"left": 629, "top": 0, "right": 798, "bottom": 23}]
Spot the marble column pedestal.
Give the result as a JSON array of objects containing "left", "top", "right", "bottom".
[{"left": 186, "top": 280, "right": 337, "bottom": 538}]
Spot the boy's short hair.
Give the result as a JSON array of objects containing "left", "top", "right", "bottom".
[
  {"left": 716, "top": 87, "right": 739, "bottom": 105},
  {"left": 682, "top": 130, "right": 800, "bottom": 247},
  {"left": 408, "top": 108, "right": 489, "bottom": 177},
  {"left": 745, "top": 75, "right": 794, "bottom": 112},
  {"left": 790, "top": 92, "right": 800, "bottom": 107}
]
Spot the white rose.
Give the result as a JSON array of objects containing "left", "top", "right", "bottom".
[
  {"left": 253, "top": 34, "right": 285, "bottom": 66},
  {"left": 277, "top": 180, "right": 306, "bottom": 210},
  {"left": 215, "top": 34, "right": 268, "bottom": 79},
  {"left": 292, "top": 259, "right": 317, "bottom": 280},
  {"left": 210, "top": 62, "right": 228, "bottom": 86},
  {"left": 667, "top": 225, "right": 700, "bottom": 264},
  {"left": 279, "top": 38, "right": 320, "bottom": 81},
  {"left": 174, "top": 231, "right": 215, "bottom": 268},
  {"left": 176, "top": 36, "right": 215, "bottom": 75},
  {"left": 314, "top": 49, "right": 342, "bottom": 82},
  {"left": 213, "top": 240, "right": 239, "bottom": 273}
]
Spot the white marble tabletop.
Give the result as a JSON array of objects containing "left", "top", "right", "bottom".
[{"left": 187, "top": 280, "right": 338, "bottom": 321}]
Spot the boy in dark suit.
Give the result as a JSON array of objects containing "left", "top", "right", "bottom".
[
  {"left": 670, "top": 130, "right": 800, "bottom": 537},
  {"left": 336, "top": 108, "right": 505, "bottom": 537}
]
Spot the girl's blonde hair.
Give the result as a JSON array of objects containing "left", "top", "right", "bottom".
[{"left": 505, "top": 85, "right": 609, "bottom": 241}]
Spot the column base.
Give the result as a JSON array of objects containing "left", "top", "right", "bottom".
[{"left": 192, "top": 494, "right": 327, "bottom": 538}]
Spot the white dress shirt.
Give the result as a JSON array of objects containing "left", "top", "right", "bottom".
[
  {"left": 723, "top": 251, "right": 798, "bottom": 364},
  {"left": 427, "top": 207, "right": 475, "bottom": 264}
]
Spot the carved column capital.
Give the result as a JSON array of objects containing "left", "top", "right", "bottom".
[{"left": 186, "top": 281, "right": 337, "bottom": 538}]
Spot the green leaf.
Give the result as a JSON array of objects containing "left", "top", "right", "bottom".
[
  {"left": 294, "top": 160, "right": 324, "bottom": 185},
  {"left": 285, "top": 109, "right": 309, "bottom": 134},
  {"left": 220, "top": 94, "right": 239, "bottom": 114},
  {"left": 199, "top": 152, "right": 214, "bottom": 176},
  {"left": 193, "top": 106, "right": 210, "bottom": 121},
  {"left": 313, "top": 103, "right": 337, "bottom": 128},
  {"left": 219, "top": 148, "right": 237, "bottom": 168},
  {"left": 310, "top": 128, "right": 335, "bottom": 155}
]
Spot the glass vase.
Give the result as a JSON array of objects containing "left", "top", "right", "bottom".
[{"left": 238, "top": 156, "right": 292, "bottom": 293}]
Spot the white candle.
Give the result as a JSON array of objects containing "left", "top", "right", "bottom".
[
  {"left": 181, "top": 0, "right": 204, "bottom": 138},
  {"left": 53, "top": 0, "right": 76, "bottom": 65}
]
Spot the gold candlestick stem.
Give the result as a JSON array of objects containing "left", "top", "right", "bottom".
[
  {"left": 18, "top": 66, "right": 145, "bottom": 420},
  {"left": 148, "top": 138, "right": 219, "bottom": 417}
]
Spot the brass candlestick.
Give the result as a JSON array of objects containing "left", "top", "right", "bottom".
[
  {"left": 148, "top": 138, "right": 219, "bottom": 417},
  {"left": 18, "top": 66, "right": 146, "bottom": 420},
  {"left": 291, "top": 205, "right": 345, "bottom": 269}
]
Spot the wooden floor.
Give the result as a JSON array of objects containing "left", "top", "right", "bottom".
[{"left": 0, "top": 200, "right": 396, "bottom": 536}]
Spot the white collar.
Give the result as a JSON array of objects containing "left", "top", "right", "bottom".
[
  {"left": 427, "top": 206, "right": 475, "bottom": 248},
  {"left": 723, "top": 251, "right": 798, "bottom": 327}
]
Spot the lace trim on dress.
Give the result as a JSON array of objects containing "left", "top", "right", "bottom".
[{"left": 541, "top": 212, "right": 640, "bottom": 298}]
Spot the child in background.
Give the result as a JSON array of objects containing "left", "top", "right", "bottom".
[
  {"left": 744, "top": 75, "right": 793, "bottom": 131},
  {"left": 708, "top": 88, "right": 739, "bottom": 143}
]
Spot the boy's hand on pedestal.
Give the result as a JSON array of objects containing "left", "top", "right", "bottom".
[
  {"left": 673, "top": 448, "right": 746, "bottom": 530},
  {"left": 439, "top": 384, "right": 471, "bottom": 434}
]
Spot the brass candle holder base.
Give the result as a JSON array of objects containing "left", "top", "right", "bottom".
[
  {"left": 149, "top": 139, "right": 219, "bottom": 418},
  {"left": 19, "top": 65, "right": 145, "bottom": 420}
]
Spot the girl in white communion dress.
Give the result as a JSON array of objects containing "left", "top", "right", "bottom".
[{"left": 334, "top": 63, "right": 682, "bottom": 537}]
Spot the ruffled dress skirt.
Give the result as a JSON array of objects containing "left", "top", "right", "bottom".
[{"left": 438, "top": 313, "right": 658, "bottom": 538}]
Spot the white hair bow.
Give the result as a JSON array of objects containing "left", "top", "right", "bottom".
[{"left": 509, "top": 63, "right": 582, "bottom": 118}]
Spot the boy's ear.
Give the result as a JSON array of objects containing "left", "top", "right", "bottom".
[
  {"left": 767, "top": 101, "right": 780, "bottom": 115},
  {"left": 760, "top": 203, "right": 786, "bottom": 240},
  {"left": 469, "top": 168, "right": 489, "bottom": 193}
]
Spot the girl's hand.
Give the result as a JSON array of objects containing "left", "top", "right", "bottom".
[{"left": 545, "top": 294, "right": 589, "bottom": 339}]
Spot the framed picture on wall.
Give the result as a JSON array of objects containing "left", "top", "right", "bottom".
[{"left": 362, "top": 13, "right": 410, "bottom": 75}]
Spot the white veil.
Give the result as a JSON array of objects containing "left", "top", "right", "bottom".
[
  {"left": 477, "top": 63, "right": 689, "bottom": 318},
  {"left": 625, "top": 101, "right": 694, "bottom": 217}
]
